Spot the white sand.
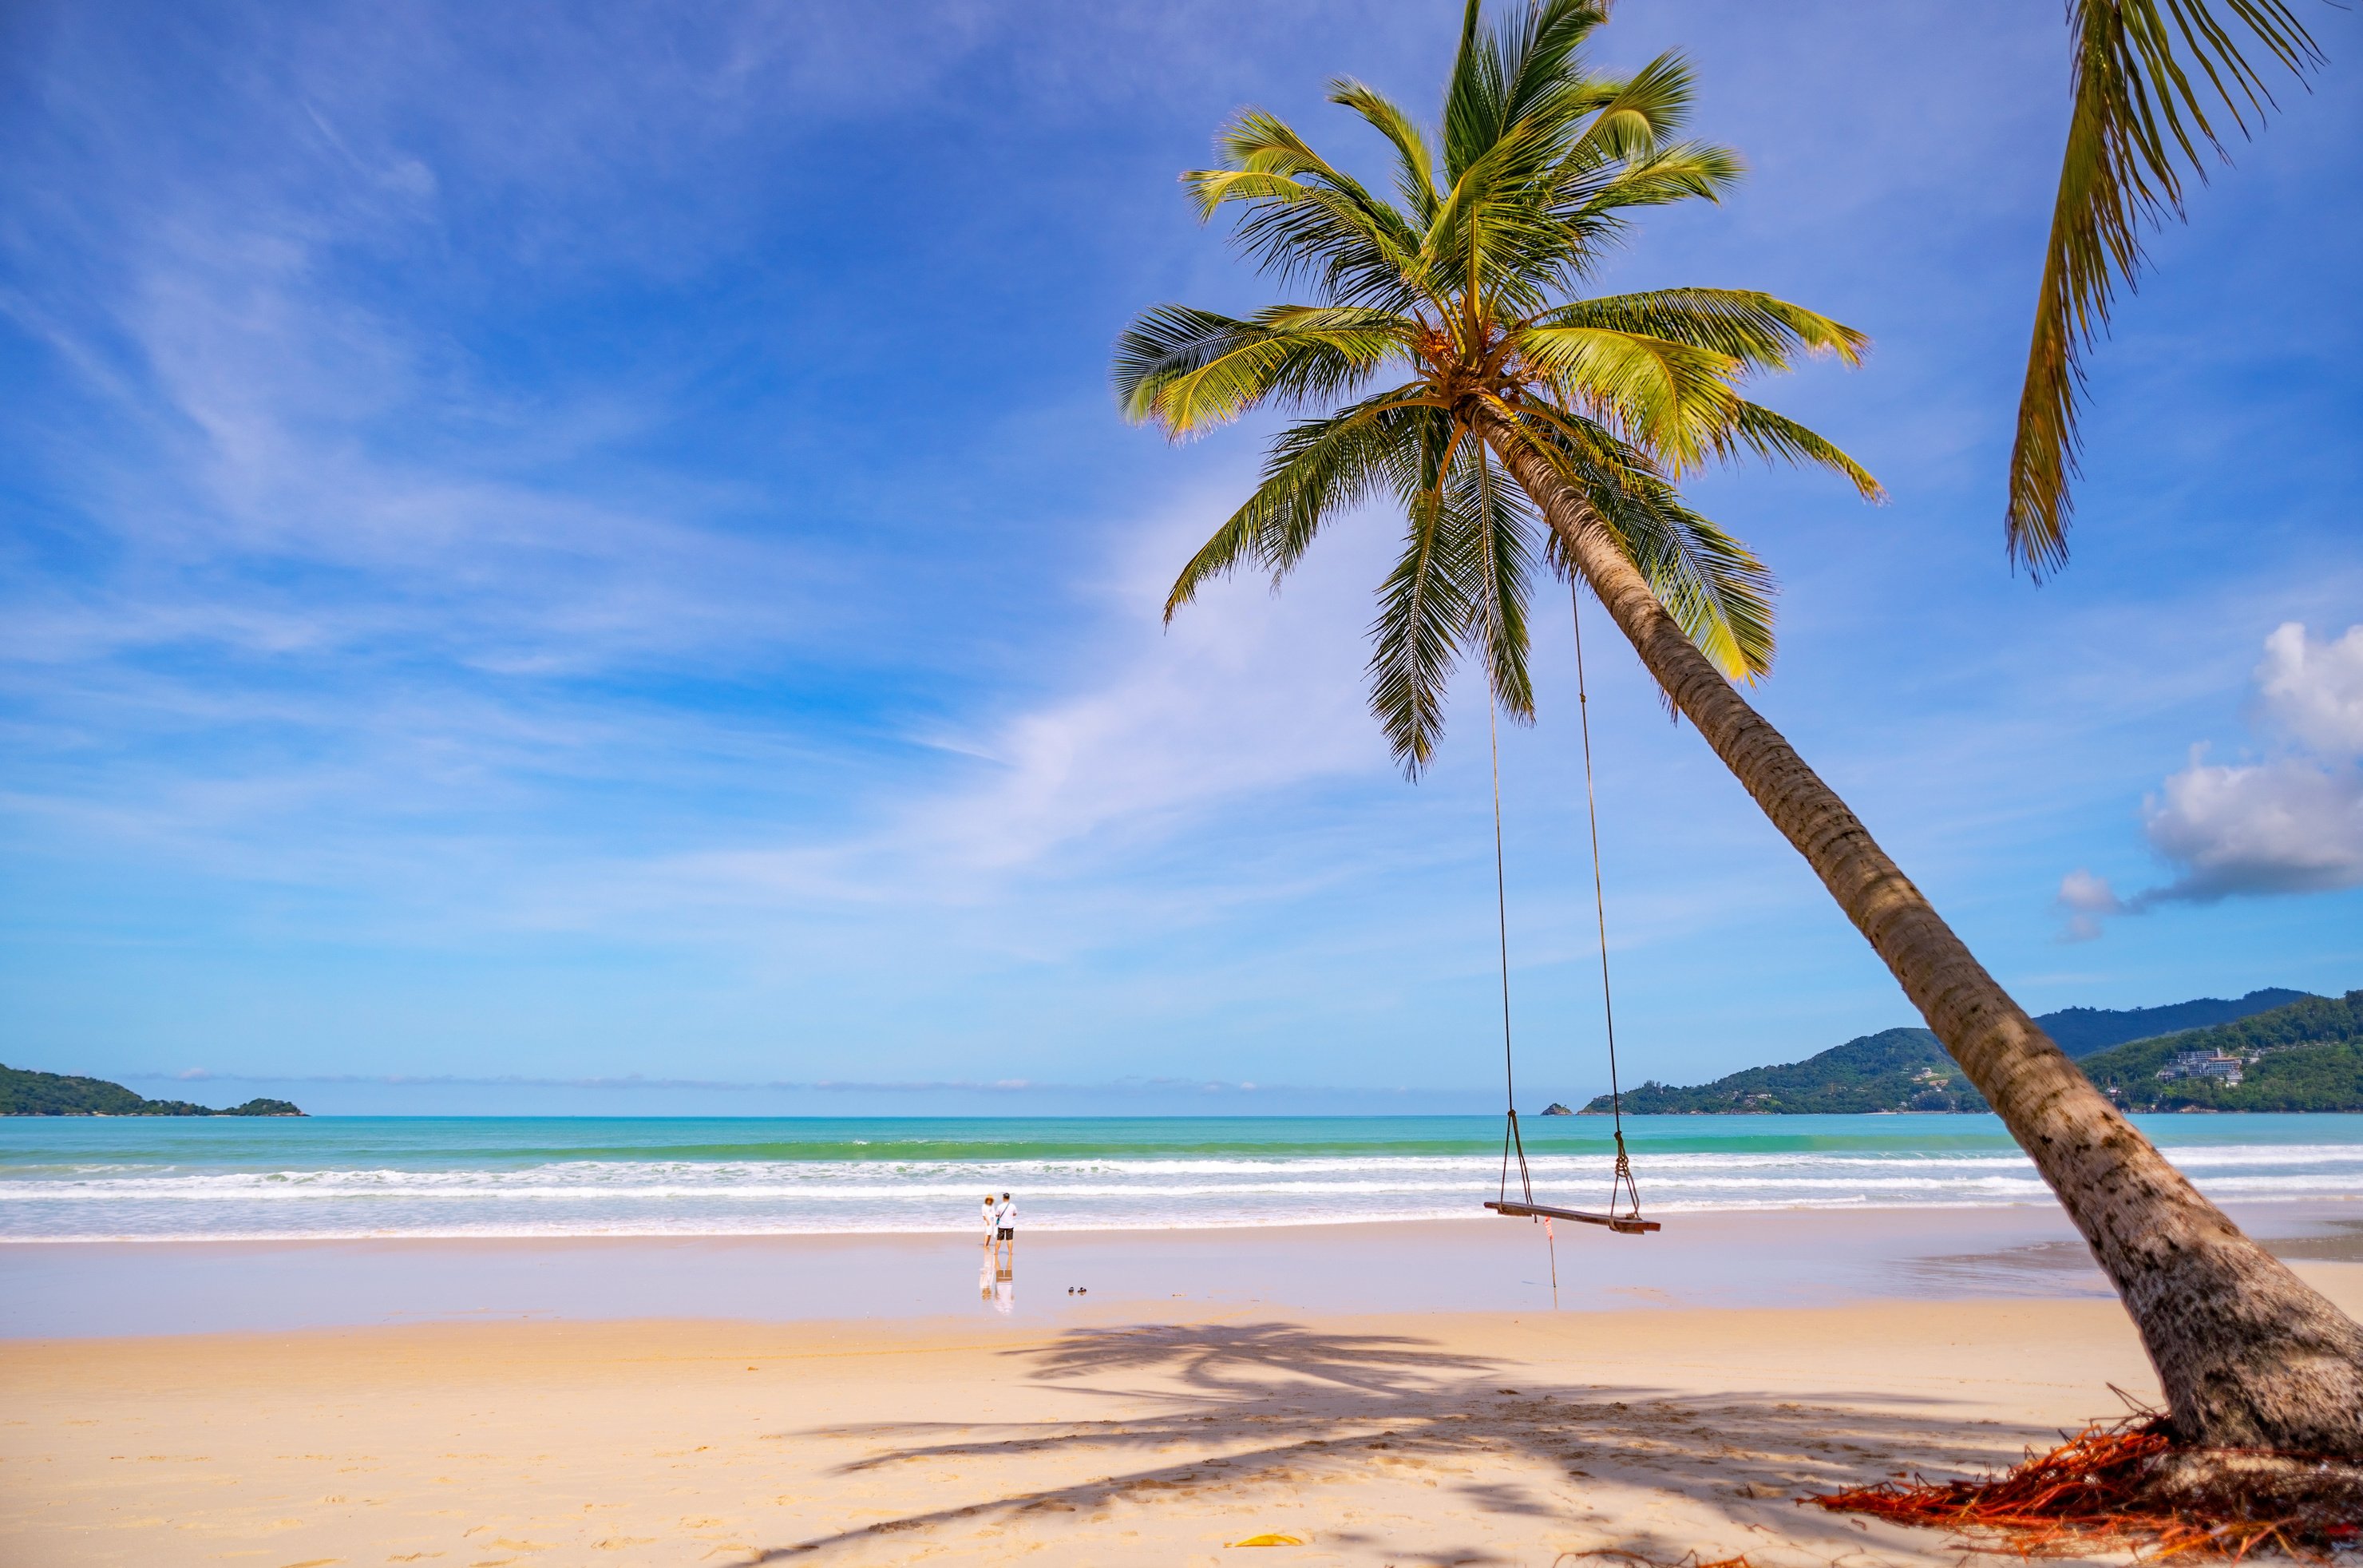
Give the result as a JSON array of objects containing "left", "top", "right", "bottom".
[{"left": 8, "top": 1258, "right": 2358, "bottom": 1566}]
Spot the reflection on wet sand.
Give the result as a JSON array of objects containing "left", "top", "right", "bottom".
[{"left": 981, "top": 1237, "right": 1014, "bottom": 1315}]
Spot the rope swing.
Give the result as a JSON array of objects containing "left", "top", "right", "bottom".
[{"left": 1482, "top": 585, "right": 1659, "bottom": 1237}]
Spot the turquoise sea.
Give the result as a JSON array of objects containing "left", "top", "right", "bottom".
[{"left": 2, "top": 1113, "right": 2358, "bottom": 1242}]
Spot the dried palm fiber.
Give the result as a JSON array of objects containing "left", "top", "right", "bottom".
[{"left": 1811, "top": 1412, "right": 2363, "bottom": 1558}]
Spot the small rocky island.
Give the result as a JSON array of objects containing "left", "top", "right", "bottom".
[
  {"left": 1538, "top": 1102, "right": 1574, "bottom": 1115},
  {"left": 1, "top": 1063, "right": 301, "bottom": 1117}
]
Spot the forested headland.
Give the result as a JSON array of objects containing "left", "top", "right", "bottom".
[
  {"left": 1, "top": 1063, "right": 302, "bottom": 1117},
  {"left": 1588, "top": 988, "right": 2357, "bottom": 1114}
]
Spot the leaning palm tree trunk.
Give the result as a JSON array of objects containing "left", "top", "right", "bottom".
[{"left": 1475, "top": 403, "right": 2363, "bottom": 1458}]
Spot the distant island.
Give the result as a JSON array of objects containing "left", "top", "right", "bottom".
[
  {"left": 1, "top": 1063, "right": 302, "bottom": 1117},
  {"left": 1583, "top": 988, "right": 2360, "bottom": 1114},
  {"left": 1538, "top": 1102, "right": 1573, "bottom": 1116}
]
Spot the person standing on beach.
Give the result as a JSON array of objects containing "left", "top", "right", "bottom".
[
  {"left": 986, "top": 1192, "right": 1016, "bottom": 1314},
  {"left": 979, "top": 1194, "right": 998, "bottom": 1302}
]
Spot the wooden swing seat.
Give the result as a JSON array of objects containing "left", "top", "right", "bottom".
[{"left": 1485, "top": 1199, "right": 1660, "bottom": 1233}]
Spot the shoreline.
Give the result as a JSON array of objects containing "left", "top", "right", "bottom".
[
  {"left": 10, "top": 1189, "right": 2356, "bottom": 1245},
  {"left": 6, "top": 1200, "right": 2357, "bottom": 1340}
]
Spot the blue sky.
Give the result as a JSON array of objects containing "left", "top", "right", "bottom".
[{"left": 2, "top": 0, "right": 2358, "bottom": 1115}]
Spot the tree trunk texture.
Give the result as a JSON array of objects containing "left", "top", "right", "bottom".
[{"left": 1474, "top": 405, "right": 2363, "bottom": 1459}]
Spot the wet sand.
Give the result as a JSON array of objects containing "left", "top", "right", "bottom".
[{"left": 7, "top": 1199, "right": 2357, "bottom": 1339}]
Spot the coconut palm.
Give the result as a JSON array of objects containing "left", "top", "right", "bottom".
[
  {"left": 1116, "top": 0, "right": 2363, "bottom": 1457},
  {"left": 2008, "top": 0, "right": 2324, "bottom": 576}
]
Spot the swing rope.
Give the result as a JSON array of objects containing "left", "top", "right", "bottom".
[
  {"left": 1482, "top": 584, "right": 1655, "bottom": 1237},
  {"left": 1570, "top": 586, "right": 1643, "bottom": 1224},
  {"left": 1487, "top": 697, "right": 1554, "bottom": 1292},
  {"left": 1489, "top": 697, "right": 1536, "bottom": 1213}
]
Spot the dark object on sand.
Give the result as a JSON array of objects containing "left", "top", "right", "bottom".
[{"left": 1812, "top": 1412, "right": 2363, "bottom": 1556}]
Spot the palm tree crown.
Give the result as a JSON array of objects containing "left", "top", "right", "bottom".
[{"left": 1114, "top": 0, "right": 1880, "bottom": 775}]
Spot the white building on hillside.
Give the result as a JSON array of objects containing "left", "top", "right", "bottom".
[{"left": 2157, "top": 1050, "right": 2244, "bottom": 1086}]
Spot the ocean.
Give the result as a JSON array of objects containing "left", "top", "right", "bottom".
[{"left": 3, "top": 1113, "right": 2358, "bottom": 1243}]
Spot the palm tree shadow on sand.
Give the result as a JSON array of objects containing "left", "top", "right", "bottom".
[{"left": 742, "top": 1321, "right": 2054, "bottom": 1564}]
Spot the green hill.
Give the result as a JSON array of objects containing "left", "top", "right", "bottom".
[
  {"left": 2038, "top": 988, "right": 2312, "bottom": 1057},
  {"left": 1585, "top": 988, "right": 2333, "bottom": 1115},
  {"left": 2079, "top": 992, "right": 2363, "bottom": 1112},
  {"left": 1597, "top": 1027, "right": 1974, "bottom": 1115},
  {"left": 0, "top": 1063, "right": 301, "bottom": 1117}
]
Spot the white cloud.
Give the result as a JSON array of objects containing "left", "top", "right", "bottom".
[
  {"left": 2257, "top": 620, "right": 2363, "bottom": 755},
  {"left": 2140, "top": 747, "right": 2363, "bottom": 900},
  {"left": 2055, "top": 865, "right": 2124, "bottom": 942},
  {"left": 2061, "top": 623, "right": 2363, "bottom": 936}
]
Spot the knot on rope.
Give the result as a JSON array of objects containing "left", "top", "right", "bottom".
[{"left": 1609, "top": 1126, "right": 1644, "bottom": 1223}]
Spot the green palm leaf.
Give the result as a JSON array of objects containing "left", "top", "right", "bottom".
[
  {"left": 1538, "top": 289, "right": 1866, "bottom": 371},
  {"left": 1368, "top": 427, "right": 1487, "bottom": 774},
  {"left": 2009, "top": 0, "right": 2322, "bottom": 577},
  {"left": 1163, "top": 394, "right": 1431, "bottom": 621},
  {"left": 1329, "top": 81, "right": 1443, "bottom": 223},
  {"left": 1113, "top": 305, "right": 1404, "bottom": 434},
  {"left": 1457, "top": 444, "right": 1539, "bottom": 722}
]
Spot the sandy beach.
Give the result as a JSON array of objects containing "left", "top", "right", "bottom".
[{"left": 5, "top": 1216, "right": 2360, "bottom": 1567}]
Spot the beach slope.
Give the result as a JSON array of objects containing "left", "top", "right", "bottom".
[{"left": 10, "top": 1261, "right": 2358, "bottom": 1567}]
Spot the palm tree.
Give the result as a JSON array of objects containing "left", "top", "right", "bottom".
[
  {"left": 2008, "top": 0, "right": 2324, "bottom": 576},
  {"left": 1115, "top": 0, "right": 2363, "bottom": 1458}
]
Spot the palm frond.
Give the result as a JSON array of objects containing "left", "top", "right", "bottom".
[
  {"left": 1717, "top": 401, "right": 1885, "bottom": 501},
  {"left": 1587, "top": 485, "right": 1778, "bottom": 683},
  {"left": 1186, "top": 112, "right": 1431, "bottom": 308},
  {"left": 1456, "top": 444, "right": 1539, "bottom": 721},
  {"left": 1516, "top": 325, "right": 1744, "bottom": 469},
  {"left": 1444, "top": 0, "right": 1613, "bottom": 180},
  {"left": 1163, "top": 394, "right": 1437, "bottom": 621},
  {"left": 1330, "top": 79, "right": 1443, "bottom": 223},
  {"left": 1555, "top": 49, "right": 1695, "bottom": 165},
  {"left": 1114, "top": 304, "right": 1406, "bottom": 434},
  {"left": 1426, "top": 116, "right": 1589, "bottom": 319},
  {"left": 1368, "top": 427, "right": 1486, "bottom": 776},
  {"left": 1553, "top": 139, "right": 1743, "bottom": 224},
  {"left": 1519, "top": 418, "right": 1779, "bottom": 682},
  {"left": 1535, "top": 288, "right": 1868, "bottom": 370},
  {"left": 2008, "top": 0, "right": 2321, "bottom": 578}
]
